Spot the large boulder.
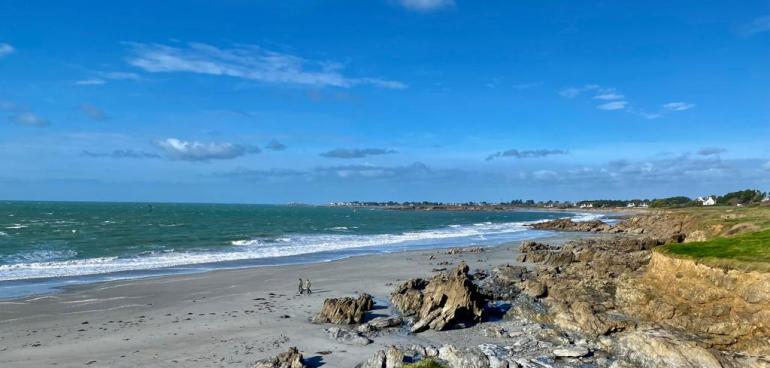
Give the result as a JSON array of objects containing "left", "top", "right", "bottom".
[
  {"left": 612, "top": 328, "right": 722, "bottom": 368},
  {"left": 313, "top": 293, "right": 374, "bottom": 324},
  {"left": 437, "top": 345, "right": 494, "bottom": 368},
  {"left": 391, "top": 262, "right": 486, "bottom": 332},
  {"left": 390, "top": 278, "right": 428, "bottom": 316},
  {"left": 356, "top": 316, "right": 403, "bottom": 334},
  {"left": 254, "top": 347, "right": 306, "bottom": 368}
]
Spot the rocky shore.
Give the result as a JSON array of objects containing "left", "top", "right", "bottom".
[{"left": 2, "top": 211, "right": 768, "bottom": 368}]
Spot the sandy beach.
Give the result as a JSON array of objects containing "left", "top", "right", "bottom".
[{"left": 0, "top": 234, "right": 584, "bottom": 368}]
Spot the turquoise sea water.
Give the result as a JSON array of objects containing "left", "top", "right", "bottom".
[{"left": 0, "top": 201, "right": 590, "bottom": 298}]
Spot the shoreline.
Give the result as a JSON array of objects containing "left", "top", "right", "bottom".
[
  {"left": 1, "top": 209, "right": 609, "bottom": 300},
  {"left": 0, "top": 232, "right": 589, "bottom": 368}
]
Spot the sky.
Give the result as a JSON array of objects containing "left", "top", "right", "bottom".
[{"left": 1, "top": 0, "right": 770, "bottom": 204}]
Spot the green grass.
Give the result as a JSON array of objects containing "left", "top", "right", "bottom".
[
  {"left": 403, "top": 360, "right": 446, "bottom": 368},
  {"left": 659, "top": 228, "right": 770, "bottom": 272}
]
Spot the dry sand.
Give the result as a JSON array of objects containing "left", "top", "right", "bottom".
[{"left": 0, "top": 234, "right": 583, "bottom": 368}]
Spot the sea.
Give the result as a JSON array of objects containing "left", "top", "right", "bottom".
[{"left": 0, "top": 201, "right": 600, "bottom": 298}]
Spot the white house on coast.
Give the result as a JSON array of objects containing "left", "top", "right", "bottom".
[{"left": 696, "top": 196, "right": 717, "bottom": 206}]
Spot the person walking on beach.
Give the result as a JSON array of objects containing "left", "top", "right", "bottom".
[
  {"left": 304, "top": 278, "right": 312, "bottom": 295},
  {"left": 298, "top": 278, "right": 304, "bottom": 295}
]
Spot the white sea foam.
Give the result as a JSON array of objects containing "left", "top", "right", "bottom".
[
  {"left": 0, "top": 220, "right": 543, "bottom": 281},
  {"left": 0, "top": 213, "right": 588, "bottom": 282},
  {"left": 570, "top": 212, "right": 606, "bottom": 222}
]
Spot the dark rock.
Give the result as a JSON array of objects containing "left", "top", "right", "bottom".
[
  {"left": 313, "top": 294, "right": 374, "bottom": 324},
  {"left": 254, "top": 347, "right": 306, "bottom": 368}
]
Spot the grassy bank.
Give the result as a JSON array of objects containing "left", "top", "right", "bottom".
[{"left": 659, "top": 228, "right": 770, "bottom": 272}]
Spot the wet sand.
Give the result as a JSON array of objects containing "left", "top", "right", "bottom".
[{"left": 0, "top": 234, "right": 583, "bottom": 368}]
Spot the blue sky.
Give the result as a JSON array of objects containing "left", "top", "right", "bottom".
[{"left": 1, "top": 0, "right": 770, "bottom": 203}]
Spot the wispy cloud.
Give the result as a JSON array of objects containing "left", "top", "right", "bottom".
[
  {"left": 97, "top": 71, "right": 141, "bottom": 81},
  {"left": 763, "top": 161, "right": 770, "bottom": 172},
  {"left": 81, "top": 149, "right": 161, "bottom": 159},
  {"left": 266, "top": 139, "right": 287, "bottom": 151},
  {"left": 663, "top": 102, "right": 695, "bottom": 111},
  {"left": 597, "top": 100, "right": 628, "bottom": 110},
  {"left": 1, "top": 100, "right": 50, "bottom": 127},
  {"left": 697, "top": 147, "right": 726, "bottom": 156},
  {"left": 218, "top": 167, "right": 306, "bottom": 180},
  {"left": 155, "top": 138, "right": 260, "bottom": 161},
  {"left": 126, "top": 42, "right": 406, "bottom": 89},
  {"left": 560, "top": 83, "right": 694, "bottom": 118},
  {"left": 593, "top": 88, "right": 625, "bottom": 101},
  {"left": 75, "top": 71, "right": 141, "bottom": 86},
  {"left": 739, "top": 15, "right": 770, "bottom": 36},
  {"left": 320, "top": 148, "right": 397, "bottom": 159},
  {"left": 558, "top": 84, "right": 599, "bottom": 98},
  {"left": 398, "top": 0, "right": 454, "bottom": 12},
  {"left": 0, "top": 43, "right": 15, "bottom": 58},
  {"left": 9, "top": 112, "right": 49, "bottom": 127},
  {"left": 75, "top": 78, "right": 106, "bottom": 86},
  {"left": 219, "top": 162, "right": 436, "bottom": 182},
  {"left": 486, "top": 149, "right": 567, "bottom": 161},
  {"left": 80, "top": 103, "right": 108, "bottom": 121}
]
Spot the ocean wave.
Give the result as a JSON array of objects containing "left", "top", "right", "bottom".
[
  {"left": 0, "top": 220, "right": 539, "bottom": 281},
  {"left": 0, "top": 213, "right": 589, "bottom": 282},
  {"left": 0, "top": 249, "right": 78, "bottom": 265}
]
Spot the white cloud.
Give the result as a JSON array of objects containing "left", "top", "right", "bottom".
[
  {"left": 0, "top": 43, "right": 14, "bottom": 58},
  {"left": 593, "top": 88, "right": 625, "bottom": 100},
  {"left": 764, "top": 161, "right": 770, "bottom": 171},
  {"left": 155, "top": 138, "right": 260, "bottom": 161},
  {"left": 10, "top": 112, "right": 49, "bottom": 127},
  {"left": 76, "top": 71, "right": 141, "bottom": 86},
  {"left": 398, "top": 0, "right": 454, "bottom": 11},
  {"left": 663, "top": 102, "right": 695, "bottom": 111},
  {"left": 126, "top": 42, "right": 406, "bottom": 89},
  {"left": 740, "top": 15, "right": 770, "bottom": 36},
  {"left": 97, "top": 71, "right": 141, "bottom": 80},
  {"left": 597, "top": 100, "right": 628, "bottom": 110},
  {"left": 75, "top": 78, "right": 106, "bottom": 86}
]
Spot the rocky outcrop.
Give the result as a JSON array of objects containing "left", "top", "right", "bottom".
[
  {"left": 323, "top": 326, "right": 372, "bottom": 345},
  {"left": 312, "top": 294, "right": 374, "bottom": 324},
  {"left": 390, "top": 278, "right": 428, "bottom": 316},
  {"left": 254, "top": 347, "right": 306, "bottom": 368},
  {"left": 390, "top": 262, "right": 486, "bottom": 332},
  {"left": 446, "top": 247, "right": 485, "bottom": 255},
  {"left": 617, "top": 251, "right": 770, "bottom": 356},
  {"left": 532, "top": 219, "right": 613, "bottom": 232},
  {"left": 357, "top": 346, "right": 405, "bottom": 368},
  {"left": 356, "top": 316, "right": 403, "bottom": 334},
  {"left": 610, "top": 328, "right": 723, "bottom": 368}
]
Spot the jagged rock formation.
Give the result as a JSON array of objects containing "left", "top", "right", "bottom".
[
  {"left": 357, "top": 345, "right": 406, "bottom": 368},
  {"left": 508, "top": 230, "right": 770, "bottom": 367},
  {"left": 312, "top": 293, "right": 374, "bottom": 324},
  {"left": 390, "top": 262, "right": 486, "bottom": 332},
  {"left": 531, "top": 219, "right": 613, "bottom": 232},
  {"left": 254, "top": 347, "right": 306, "bottom": 368}
]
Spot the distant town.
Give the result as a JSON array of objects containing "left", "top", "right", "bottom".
[{"left": 328, "top": 189, "right": 770, "bottom": 210}]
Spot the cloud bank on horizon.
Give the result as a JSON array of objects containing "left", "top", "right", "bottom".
[{"left": 1, "top": 1, "right": 769, "bottom": 203}]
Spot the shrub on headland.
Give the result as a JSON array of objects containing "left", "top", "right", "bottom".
[{"left": 716, "top": 189, "right": 767, "bottom": 206}]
